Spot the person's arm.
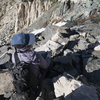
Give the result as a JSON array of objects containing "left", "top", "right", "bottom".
[
  {"left": 45, "top": 53, "right": 51, "bottom": 64},
  {"left": 36, "top": 52, "right": 50, "bottom": 69}
]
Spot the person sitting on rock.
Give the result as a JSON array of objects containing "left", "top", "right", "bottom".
[{"left": 11, "top": 33, "right": 51, "bottom": 86}]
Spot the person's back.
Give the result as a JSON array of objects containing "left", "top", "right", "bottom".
[{"left": 11, "top": 33, "right": 51, "bottom": 82}]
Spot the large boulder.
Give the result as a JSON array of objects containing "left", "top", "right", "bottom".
[
  {"left": 38, "top": 25, "right": 71, "bottom": 45},
  {"left": 52, "top": 72, "right": 99, "bottom": 100},
  {"left": 35, "top": 40, "right": 65, "bottom": 57},
  {"left": 0, "top": 72, "right": 15, "bottom": 98},
  {"left": 82, "top": 57, "right": 100, "bottom": 86}
]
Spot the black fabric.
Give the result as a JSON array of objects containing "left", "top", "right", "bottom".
[
  {"left": 12, "top": 45, "right": 25, "bottom": 49},
  {"left": 14, "top": 52, "right": 39, "bottom": 92},
  {"left": 25, "top": 34, "right": 30, "bottom": 45},
  {"left": 14, "top": 52, "right": 20, "bottom": 65}
]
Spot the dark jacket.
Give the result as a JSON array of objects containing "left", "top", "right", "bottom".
[{"left": 12, "top": 49, "right": 50, "bottom": 79}]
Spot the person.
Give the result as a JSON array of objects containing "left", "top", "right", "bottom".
[{"left": 11, "top": 33, "right": 51, "bottom": 85}]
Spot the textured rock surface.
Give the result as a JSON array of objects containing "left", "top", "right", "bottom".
[
  {"left": 1, "top": 0, "right": 100, "bottom": 99},
  {"left": 0, "top": 72, "right": 15, "bottom": 98},
  {"left": 52, "top": 72, "right": 99, "bottom": 100}
]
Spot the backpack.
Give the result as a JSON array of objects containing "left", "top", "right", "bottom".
[{"left": 12, "top": 52, "right": 39, "bottom": 94}]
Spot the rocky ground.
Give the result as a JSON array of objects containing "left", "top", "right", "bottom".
[
  {"left": 0, "top": 18, "right": 100, "bottom": 100},
  {"left": 0, "top": 0, "right": 100, "bottom": 100}
]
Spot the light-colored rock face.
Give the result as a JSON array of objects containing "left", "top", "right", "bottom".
[
  {"left": 0, "top": 0, "right": 52, "bottom": 40},
  {"left": 94, "top": 45, "right": 100, "bottom": 51},
  {"left": 59, "top": 0, "right": 86, "bottom": 3},
  {"left": 0, "top": 72, "right": 15, "bottom": 97}
]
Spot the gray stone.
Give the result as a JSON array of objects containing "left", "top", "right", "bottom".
[
  {"left": 88, "top": 43, "right": 97, "bottom": 49},
  {"left": 0, "top": 53, "right": 10, "bottom": 65},
  {"left": 86, "top": 0, "right": 91, "bottom": 7},
  {"left": 65, "top": 39, "right": 79, "bottom": 50},
  {"left": 40, "top": 25, "right": 59, "bottom": 45},
  {"left": 96, "top": 35, "right": 100, "bottom": 42},
  {"left": 40, "top": 26, "right": 71, "bottom": 45},
  {"left": 52, "top": 65, "right": 60, "bottom": 71},
  {"left": 54, "top": 56, "right": 69, "bottom": 64},
  {"left": 82, "top": 49, "right": 93, "bottom": 58},
  {"left": 92, "top": 51, "right": 100, "bottom": 58},
  {"left": 0, "top": 45, "right": 9, "bottom": 56},
  {"left": 0, "top": 72, "right": 15, "bottom": 98},
  {"left": 64, "top": 49, "right": 80, "bottom": 56},
  {"left": 35, "top": 40, "right": 64, "bottom": 57},
  {"left": 69, "top": 34, "right": 79, "bottom": 41},
  {"left": 53, "top": 65, "right": 64, "bottom": 74},
  {"left": 9, "top": 93, "right": 28, "bottom": 100},
  {"left": 65, "top": 85, "right": 99, "bottom": 100},
  {"left": 36, "top": 97, "right": 43, "bottom": 100},
  {"left": 86, "top": 38, "right": 97, "bottom": 43},
  {"left": 52, "top": 72, "right": 99, "bottom": 100},
  {"left": 76, "top": 75, "right": 89, "bottom": 86},
  {"left": 77, "top": 40, "right": 87, "bottom": 50},
  {"left": 64, "top": 65, "right": 79, "bottom": 77},
  {"left": 83, "top": 57, "right": 100, "bottom": 86},
  {"left": 54, "top": 57, "right": 79, "bottom": 77},
  {"left": 57, "top": 67, "right": 64, "bottom": 74},
  {"left": 51, "top": 32, "right": 69, "bottom": 45},
  {"left": 74, "top": 63, "right": 81, "bottom": 74}
]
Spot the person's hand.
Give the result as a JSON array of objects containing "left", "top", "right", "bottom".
[{"left": 47, "top": 50, "right": 52, "bottom": 56}]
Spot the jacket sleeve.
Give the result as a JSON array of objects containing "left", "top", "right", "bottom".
[{"left": 36, "top": 52, "right": 50, "bottom": 69}]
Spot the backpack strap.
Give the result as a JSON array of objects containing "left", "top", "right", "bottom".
[{"left": 14, "top": 52, "right": 20, "bottom": 66}]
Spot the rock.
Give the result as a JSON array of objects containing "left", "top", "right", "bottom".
[
  {"left": 38, "top": 25, "right": 59, "bottom": 45},
  {"left": 52, "top": 72, "right": 99, "bottom": 100},
  {"left": 79, "top": 32, "right": 87, "bottom": 38},
  {"left": 54, "top": 54, "right": 79, "bottom": 64},
  {"left": 51, "top": 30, "right": 69, "bottom": 44},
  {"left": 9, "top": 93, "right": 28, "bottom": 100},
  {"left": 52, "top": 65, "right": 64, "bottom": 74},
  {"left": 0, "top": 53, "right": 11, "bottom": 65},
  {"left": 52, "top": 72, "right": 73, "bottom": 98},
  {"left": 0, "top": 72, "right": 15, "bottom": 98},
  {"left": 54, "top": 56, "right": 69, "bottom": 64},
  {"left": 83, "top": 57, "right": 100, "bottom": 86},
  {"left": 76, "top": 39, "right": 88, "bottom": 50},
  {"left": 86, "top": 38, "right": 96, "bottom": 43},
  {"left": 96, "top": 35, "right": 100, "bottom": 42},
  {"left": 74, "top": 63, "right": 82, "bottom": 74},
  {"left": 76, "top": 75, "right": 89, "bottom": 86},
  {"left": 94, "top": 45, "right": 100, "bottom": 51},
  {"left": 0, "top": 45, "right": 9, "bottom": 56},
  {"left": 65, "top": 85, "right": 99, "bottom": 100},
  {"left": 82, "top": 49, "right": 93, "bottom": 58},
  {"left": 92, "top": 51, "right": 100, "bottom": 58},
  {"left": 1, "top": 0, "right": 100, "bottom": 99},
  {"left": 54, "top": 56, "right": 79, "bottom": 77},
  {"left": 39, "top": 25, "right": 71, "bottom": 45},
  {"left": 69, "top": 34, "right": 79, "bottom": 41},
  {"left": 35, "top": 40, "right": 64, "bottom": 57},
  {"left": 36, "top": 97, "right": 44, "bottom": 100},
  {"left": 64, "top": 49, "right": 80, "bottom": 56},
  {"left": 54, "top": 96, "right": 64, "bottom": 100}
]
